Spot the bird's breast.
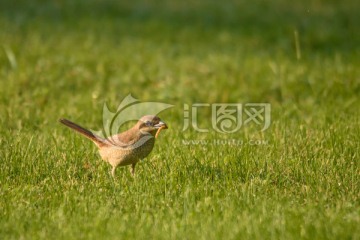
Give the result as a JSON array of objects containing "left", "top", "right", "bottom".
[{"left": 99, "top": 136, "right": 155, "bottom": 166}]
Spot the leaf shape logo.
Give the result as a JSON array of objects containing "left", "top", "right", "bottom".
[{"left": 91, "top": 94, "right": 173, "bottom": 149}]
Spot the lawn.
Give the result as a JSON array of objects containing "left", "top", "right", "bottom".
[{"left": 0, "top": 0, "right": 359, "bottom": 239}]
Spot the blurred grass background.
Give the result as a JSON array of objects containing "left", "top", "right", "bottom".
[{"left": 0, "top": 0, "right": 359, "bottom": 239}]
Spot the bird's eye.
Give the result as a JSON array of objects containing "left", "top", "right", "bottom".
[{"left": 145, "top": 121, "right": 152, "bottom": 126}]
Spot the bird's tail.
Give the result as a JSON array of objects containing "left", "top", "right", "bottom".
[{"left": 59, "top": 118, "right": 106, "bottom": 147}]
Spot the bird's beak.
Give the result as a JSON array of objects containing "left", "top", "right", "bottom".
[{"left": 154, "top": 121, "right": 168, "bottom": 129}]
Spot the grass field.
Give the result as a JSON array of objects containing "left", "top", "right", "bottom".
[{"left": 0, "top": 0, "right": 359, "bottom": 239}]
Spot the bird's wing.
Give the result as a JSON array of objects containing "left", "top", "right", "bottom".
[{"left": 106, "top": 128, "right": 141, "bottom": 147}]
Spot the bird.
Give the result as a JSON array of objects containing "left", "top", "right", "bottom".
[{"left": 59, "top": 115, "right": 168, "bottom": 177}]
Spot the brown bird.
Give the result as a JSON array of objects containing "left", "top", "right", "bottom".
[{"left": 59, "top": 115, "right": 168, "bottom": 177}]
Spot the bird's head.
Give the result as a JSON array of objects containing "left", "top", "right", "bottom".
[{"left": 137, "top": 115, "right": 168, "bottom": 135}]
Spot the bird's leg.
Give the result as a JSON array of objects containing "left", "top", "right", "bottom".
[
  {"left": 111, "top": 166, "right": 116, "bottom": 178},
  {"left": 131, "top": 163, "right": 136, "bottom": 177}
]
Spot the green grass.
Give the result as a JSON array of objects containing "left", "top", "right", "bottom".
[{"left": 0, "top": 0, "right": 359, "bottom": 239}]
